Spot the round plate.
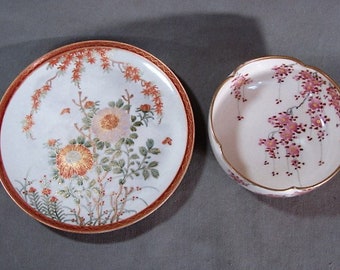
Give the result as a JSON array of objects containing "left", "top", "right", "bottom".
[
  {"left": 209, "top": 56, "right": 340, "bottom": 197},
  {"left": 0, "top": 40, "right": 194, "bottom": 233}
]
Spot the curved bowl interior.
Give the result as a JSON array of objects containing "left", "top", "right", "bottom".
[{"left": 211, "top": 57, "right": 340, "bottom": 191}]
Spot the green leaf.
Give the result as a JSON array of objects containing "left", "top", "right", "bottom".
[
  {"left": 123, "top": 104, "right": 131, "bottom": 111},
  {"left": 84, "top": 141, "right": 92, "bottom": 148},
  {"left": 96, "top": 141, "right": 104, "bottom": 150},
  {"left": 96, "top": 166, "right": 102, "bottom": 174},
  {"left": 116, "top": 99, "right": 124, "bottom": 108},
  {"left": 86, "top": 190, "right": 92, "bottom": 198},
  {"left": 118, "top": 159, "right": 125, "bottom": 168},
  {"left": 129, "top": 133, "right": 138, "bottom": 139},
  {"left": 111, "top": 160, "right": 119, "bottom": 167},
  {"left": 139, "top": 146, "right": 148, "bottom": 156},
  {"left": 134, "top": 121, "right": 142, "bottom": 127},
  {"left": 148, "top": 161, "right": 158, "bottom": 168},
  {"left": 92, "top": 187, "right": 100, "bottom": 195},
  {"left": 150, "top": 148, "right": 161, "bottom": 155},
  {"left": 130, "top": 126, "right": 137, "bottom": 132},
  {"left": 130, "top": 154, "right": 139, "bottom": 160},
  {"left": 146, "top": 139, "right": 154, "bottom": 149},
  {"left": 115, "top": 138, "right": 125, "bottom": 148},
  {"left": 89, "top": 179, "right": 96, "bottom": 188},
  {"left": 102, "top": 164, "right": 112, "bottom": 172},
  {"left": 151, "top": 169, "right": 159, "bottom": 178},
  {"left": 113, "top": 150, "right": 122, "bottom": 158},
  {"left": 58, "top": 189, "right": 71, "bottom": 198},
  {"left": 100, "top": 157, "right": 109, "bottom": 164},
  {"left": 77, "top": 136, "right": 85, "bottom": 144},
  {"left": 113, "top": 167, "right": 123, "bottom": 174},
  {"left": 82, "top": 117, "right": 91, "bottom": 126},
  {"left": 131, "top": 115, "right": 137, "bottom": 122},
  {"left": 77, "top": 178, "right": 84, "bottom": 185},
  {"left": 69, "top": 139, "right": 77, "bottom": 145},
  {"left": 143, "top": 169, "right": 150, "bottom": 180},
  {"left": 108, "top": 101, "right": 115, "bottom": 107},
  {"left": 125, "top": 138, "right": 134, "bottom": 146},
  {"left": 105, "top": 148, "right": 115, "bottom": 155}
]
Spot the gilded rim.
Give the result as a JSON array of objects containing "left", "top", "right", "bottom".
[
  {"left": 0, "top": 40, "right": 195, "bottom": 233},
  {"left": 209, "top": 55, "right": 340, "bottom": 193}
]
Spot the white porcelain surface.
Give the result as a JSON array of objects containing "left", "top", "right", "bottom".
[
  {"left": 0, "top": 41, "right": 194, "bottom": 232},
  {"left": 209, "top": 56, "right": 340, "bottom": 197}
]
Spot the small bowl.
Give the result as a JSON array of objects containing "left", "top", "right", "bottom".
[{"left": 209, "top": 56, "right": 340, "bottom": 197}]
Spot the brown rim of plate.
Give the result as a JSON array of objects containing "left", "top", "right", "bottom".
[
  {"left": 0, "top": 40, "right": 195, "bottom": 233},
  {"left": 209, "top": 55, "right": 340, "bottom": 193}
]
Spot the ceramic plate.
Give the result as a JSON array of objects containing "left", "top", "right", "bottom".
[
  {"left": 0, "top": 40, "right": 194, "bottom": 233},
  {"left": 209, "top": 56, "right": 340, "bottom": 197}
]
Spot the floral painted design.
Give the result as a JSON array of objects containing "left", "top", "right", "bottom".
[
  {"left": 56, "top": 144, "right": 94, "bottom": 179},
  {"left": 15, "top": 48, "right": 174, "bottom": 226},
  {"left": 258, "top": 63, "right": 340, "bottom": 185},
  {"left": 326, "top": 86, "right": 340, "bottom": 127},
  {"left": 230, "top": 73, "right": 252, "bottom": 120},
  {"left": 272, "top": 63, "right": 294, "bottom": 103},
  {"left": 227, "top": 170, "right": 249, "bottom": 187},
  {"left": 22, "top": 48, "right": 163, "bottom": 139},
  {"left": 91, "top": 107, "right": 131, "bottom": 143}
]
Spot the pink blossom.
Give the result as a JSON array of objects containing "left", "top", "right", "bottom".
[
  {"left": 280, "top": 128, "right": 294, "bottom": 141},
  {"left": 308, "top": 98, "right": 322, "bottom": 110},
  {"left": 231, "top": 74, "right": 252, "bottom": 90},
  {"left": 272, "top": 64, "right": 293, "bottom": 83},
  {"left": 264, "top": 138, "right": 277, "bottom": 150},
  {"left": 327, "top": 86, "right": 339, "bottom": 99},
  {"left": 303, "top": 81, "right": 316, "bottom": 92},
  {"left": 311, "top": 116, "right": 324, "bottom": 128},
  {"left": 286, "top": 121, "right": 298, "bottom": 132},
  {"left": 286, "top": 144, "right": 301, "bottom": 157},
  {"left": 297, "top": 70, "right": 313, "bottom": 80}
]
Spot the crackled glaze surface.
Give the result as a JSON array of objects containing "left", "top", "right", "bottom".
[
  {"left": 209, "top": 56, "right": 340, "bottom": 197},
  {"left": 0, "top": 41, "right": 194, "bottom": 232}
]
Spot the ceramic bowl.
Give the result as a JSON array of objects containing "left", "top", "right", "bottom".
[{"left": 209, "top": 56, "right": 340, "bottom": 197}]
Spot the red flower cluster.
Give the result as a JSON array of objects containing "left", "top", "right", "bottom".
[
  {"left": 272, "top": 64, "right": 294, "bottom": 83},
  {"left": 230, "top": 73, "right": 252, "bottom": 102},
  {"left": 259, "top": 112, "right": 306, "bottom": 170},
  {"left": 123, "top": 65, "right": 163, "bottom": 115}
]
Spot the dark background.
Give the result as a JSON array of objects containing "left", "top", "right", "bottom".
[{"left": 1, "top": 1, "right": 339, "bottom": 269}]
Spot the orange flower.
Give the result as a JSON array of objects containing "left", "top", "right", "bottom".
[
  {"left": 56, "top": 144, "right": 93, "bottom": 179},
  {"left": 48, "top": 139, "right": 57, "bottom": 147},
  {"left": 124, "top": 65, "right": 140, "bottom": 82},
  {"left": 28, "top": 187, "right": 36, "bottom": 193},
  {"left": 91, "top": 107, "right": 130, "bottom": 143},
  {"left": 84, "top": 101, "right": 95, "bottom": 109},
  {"left": 139, "top": 104, "right": 151, "bottom": 112},
  {"left": 142, "top": 83, "right": 163, "bottom": 115},
  {"left": 50, "top": 196, "right": 58, "bottom": 203},
  {"left": 42, "top": 188, "right": 51, "bottom": 196},
  {"left": 22, "top": 114, "right": 34, "bottom": 132},
  {"left": 60, "top": 108, "right": 71, "bottom": 115},
  {"left": 162, "top": 137, "right": 172, "bottom": 145}
]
